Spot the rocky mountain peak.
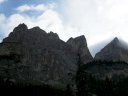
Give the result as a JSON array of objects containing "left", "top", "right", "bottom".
[
  {"left": 3, "top": 24, "right": 28, "bottom": 42},
  {"left": 3, "top": 24, "right": 48, "bottom": 43},
  {"left": 74, "top": 35, "right": 86, "bottom": 42},
  {"left": 48, "top": 31, "right": 59, "bottom": 39},
  {"left": 104, "top": 37, "right": 121, "bottom": 49},
  {"left": 95, "top": 37, "right": 128, "bottom": 63},
  {"left": 67, "top": 35, "right": 93, "bottom": 64},
  {"left": 67, "top": 35, "right": 86, "bottom": 46},
  {"left": 0, "top": 23, "right": 82, "bottom": 89},
  {"left": 30, "top": 26, "right": 41, "bottom": 30},
  {"left": 13, "top": 23, "right": 28, "bottom": 32},
  {"left": 68, "top": 35, "right": 86, "bottom": 45},
  {"left": 110, "top": 37, "right": 120, "bottom": 45},
  {"left": 113, "top": 37, "right": 119, "bottom": 42},
  {"left": 29, "top": 26, "right": 46, "bottom": 33}
]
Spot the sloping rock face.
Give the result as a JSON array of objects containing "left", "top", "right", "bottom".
[
  {"left": 95, "top": 37, "right": 128, "bottom": 63},
  {"left": 67, "top": 35, "right": 93, "bottom": 64},
  {"left": 0, "top": 24, "right": 78, "bottom": 87}
]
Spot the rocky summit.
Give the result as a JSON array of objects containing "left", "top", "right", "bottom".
[
  {"left": 95, "top": 37, "right": 128, "bottom": 63},
  {"left": 0, "top": 23, "right": 92, "bottom": 88},
  {"left": 67, "top": 35, "right": 93, "bottom": 64}
]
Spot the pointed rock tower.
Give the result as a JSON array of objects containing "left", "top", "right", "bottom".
[
  {"left": 95, "top": 37, "right": 128, "bottom": 62},
  {"left": 67, "top": 35, "right": 93, "bottom": 64}
]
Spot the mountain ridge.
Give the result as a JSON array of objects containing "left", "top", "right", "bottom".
[
  {"left": 0, "top": 23, "right": 93, "bottom": 90},
  {"left": 95, "top": 37, "right": 128, "bottom": 63}
]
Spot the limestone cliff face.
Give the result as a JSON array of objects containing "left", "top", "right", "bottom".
[
  {"left": 1, "top": 23, "right": 78, "bottom": 87},
  {"left": 0, "top": 23, "right": 94, "bottom": 89},
  {"left": 67, "top": 35, "right": 93, "bottom": 64},
  {"left": 95, "top": 37, "right": 128, "bottom": 63}
]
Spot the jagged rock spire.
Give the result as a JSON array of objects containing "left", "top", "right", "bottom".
[
  {"left": 13, "top": 23, "right": 28, "bottom": 32},
  {"left": 67, "top": 35, "right": 93, "bottom": 64}
]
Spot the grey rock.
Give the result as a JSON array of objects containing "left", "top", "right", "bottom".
[
  {"left": 81, "top": 61, "right": 128, "bottom": 81},
  {"left": 48, "top": 31, "right": 59, "bottom": 39},
  {"left": 0, "top": 24, "right": 92, "bottom": 90},
  {"left": 67, "top": 35, "right": 93, "bottom": 64},
  {"left": 95, "top": 37, "right": 128, "bottom": 63}
]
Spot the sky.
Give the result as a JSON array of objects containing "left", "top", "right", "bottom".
[{"left": 1, "top": 0, "right": 128, "bottom": 56}]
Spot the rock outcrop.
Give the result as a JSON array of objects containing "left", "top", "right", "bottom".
[
  {"left": 95, "top": 37, "right": 128, "bottom": 63},
  {"left": 67, "top": 35, "right": 93, "bottom": 64}
]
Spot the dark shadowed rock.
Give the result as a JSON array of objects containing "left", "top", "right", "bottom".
[
  {"left": 67, "top": 35, "right": 93, "bottom": 64},
  {"left": 13, "top": 23, "right": 28, "bottom": 32},
  {"left": 95, "top": 37, "right": 128, "bottom": 63},
  {"left": 0, "top": 23, "right": 95, "bottom": 93},
  {"left": 79, "top": 61, "right": 128, "bottom": 81},
  {"left": 48, "top": 31, "right": 59, "bottom": 39},
  {"left": 1, "top": 24, "right": 79, "bottom": 88}
]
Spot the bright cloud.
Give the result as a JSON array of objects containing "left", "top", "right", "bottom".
[
  {"left": 0, "top": 0, "right": 5, "bottom": 4},
  {"left": 15, "top": 3, "right": 56, "bottom": 13},
  {"left": 61, "top": 0, "right": 128, "bottom": 47},
  {"left": 0, "top": 3, "right": 77, "bottom": 42},
  {"left": 1, "top": 0, "right": 128, "bottom": 55}
]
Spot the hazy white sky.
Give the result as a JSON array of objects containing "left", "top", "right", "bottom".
[
  {"left": 1, "top": 0, "right": 128, "bottom": 54},
  {"left": 61, "top": 0, "right": 128, "bottom": 45}
]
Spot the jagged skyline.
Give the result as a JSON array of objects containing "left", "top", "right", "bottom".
[{"left": 1, "top": 0, "right": 128, "bottom": 53}]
